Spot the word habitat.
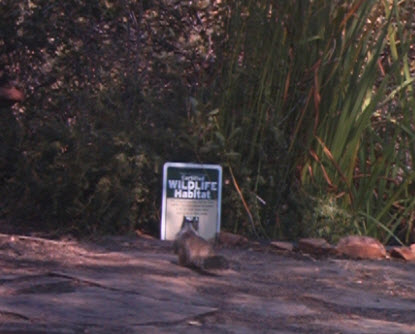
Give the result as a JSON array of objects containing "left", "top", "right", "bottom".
[{"left": 168, "top": 179, "right": 218, "bottom": 199}]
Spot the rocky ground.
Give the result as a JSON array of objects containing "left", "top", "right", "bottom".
[{"left": 0, "top": 231, "right": 415, "bottom": 333}]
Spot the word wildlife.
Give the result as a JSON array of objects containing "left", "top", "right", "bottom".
[{"left": 168, "top": 175, "right": 218, "bottom": 199}]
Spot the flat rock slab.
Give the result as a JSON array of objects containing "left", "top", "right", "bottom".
[
  {"left": 305, "top": 288, "right": 415, "bottom": 310},
  {"left": 1, "top": 233, "right": 415, "bottom": 333},
  {"left": 1, "top": 287, "right": 217, "bottom": 325},
  {"left": 316, "top": 317, "right": 415, "bottom": 334},
  {"left": 229, "top": 293, "right": 316, "bottom": 317}
]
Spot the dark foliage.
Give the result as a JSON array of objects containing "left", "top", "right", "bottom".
[
  {"left": 1, "top": 0, "right": 414, "bottom": 243},
  {"left": 0, "top": 0, "right": 222, "bottom": 235}
]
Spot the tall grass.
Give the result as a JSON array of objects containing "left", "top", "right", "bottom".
[
  {"left": 204, "top": 0, "right": 415, "bottom": 242},
  {"left": 303, "top": 0, "right": 415, "bottom": 244}
]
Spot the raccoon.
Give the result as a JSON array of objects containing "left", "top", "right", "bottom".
[{"left": 173, "top": 217, "right": 228, "bottom": 271}]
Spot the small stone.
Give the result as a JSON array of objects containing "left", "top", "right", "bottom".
[
  {"left": 187, "top": 319, "right": 202, "bottom": 326},
  {"left": 335, "top": 236, "right": 387, "bottom": 260},
  {"left": 270, "top": 241, "right": 294, "bottom": 252},
  {"left": 135, "top": 230, "right": 155, "bottom": 239},
  {"left": 389, "top": 247, "right": 415, "bottom": 261},
  {"left": 218, "top": 232, "right": 249, "bottom": 247},
  {"left": 298, "top": 238, "right": 332, "bottom": 256}
]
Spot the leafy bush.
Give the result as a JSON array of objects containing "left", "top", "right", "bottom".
[
  {"left": 0, "top": 0, "right": 206, "bottom": 234},
  {"left": 1, "top": 0, "right": 414, "bottom": 243}
]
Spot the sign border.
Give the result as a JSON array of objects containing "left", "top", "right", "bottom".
[{"left": 160, "top": 162, "right": 223, "bottom": 240}]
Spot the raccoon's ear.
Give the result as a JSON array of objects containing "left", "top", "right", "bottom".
[
  {"left": 181, "top": 216, "right": 190, "bottom": 228},
  {"left": 191, "top": 218, "right": 198, "bottom": 231}
]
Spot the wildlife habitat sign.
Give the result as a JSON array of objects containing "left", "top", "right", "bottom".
[{"left": 161, "top": 162, "right": 222, "bottom": 241}]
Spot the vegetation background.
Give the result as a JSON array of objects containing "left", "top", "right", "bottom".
[{"left": 1, "top": 0, "right": 414, "bottom": 244}]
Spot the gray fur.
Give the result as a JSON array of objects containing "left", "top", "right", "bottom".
[{"left": 173, "top": 218, "right": 228, "bottom": 271}]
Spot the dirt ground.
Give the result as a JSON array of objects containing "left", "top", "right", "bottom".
[{"left": 1, "top": 231, "right": 415, "bottom": 334}]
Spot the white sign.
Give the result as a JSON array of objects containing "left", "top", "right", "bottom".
[{"left": 160, "top": 162, "right": 222, "bottom": 240}]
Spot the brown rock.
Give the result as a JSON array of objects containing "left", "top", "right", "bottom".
[
  {"left": 298, "top": 238, "right": 332, "bottom": 256},
  {"left": 335, "top": 236, "right": 387, "bottom": 260},
  {"left": 218, "top": 232, "right": 249, "bottom": 247},
  {"left": 389, "top": 247, "right": 415, "bottom": 261},
  {"left": 135, "top": 229, "right": 156, "bottom": 239},
  {"left": 270, "top": 241, "right": 294, "bottom": 252}
]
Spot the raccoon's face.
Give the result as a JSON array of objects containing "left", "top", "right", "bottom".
[{"left": 182, "top": 216, "right": 199, "bottom": 232}]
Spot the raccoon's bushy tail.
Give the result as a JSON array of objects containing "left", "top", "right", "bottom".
[{"left": 202, "top": 255, "right": 229, "bottom": 270}]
